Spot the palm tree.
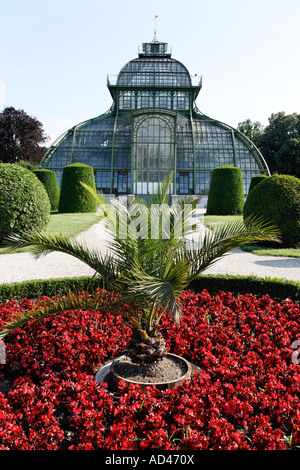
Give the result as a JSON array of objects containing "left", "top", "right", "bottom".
[{"left": 0, "top": 173, "right": 281, "bottom": 364}]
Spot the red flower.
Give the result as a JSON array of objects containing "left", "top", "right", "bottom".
[{"left": 0, "top": 289, "right": 300, "bottom": 450}]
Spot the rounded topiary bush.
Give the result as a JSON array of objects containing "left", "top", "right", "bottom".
[
  {"left": 0, "top": 163, "right": 51, "bottom": 242},
  {"left": 243, "top": 174, "right": 300, "bottom": 247},
  {"left": 248, "top": 174, "right": 269, "bottom": 194},
  {"left": 206, "top": 165, "right": 245, "bottom": 215},
  {"left": 33, "top": 169, "right": 60, "bottom": 211},
  {"left": 58, "top": 163, "right": 97, "bottom": 213}
]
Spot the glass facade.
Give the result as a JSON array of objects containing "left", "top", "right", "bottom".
[{"left": 40, "top": 39, "right": 270, "bottom": 197}]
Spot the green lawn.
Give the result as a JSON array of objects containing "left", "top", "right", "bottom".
[
  {"left": 46, "top": 211, "right": 100, "bottom": 237},
  {"left": 204, "top": 215, "right": 242, "bottom": 227},
  {"left": 0, "top": 211, "right": 101, "bottom": 254},
  {"left": 241, "top": 244, "right": 300, "bottom": 258},
  {"left": 204, "top": 214, "right": 300, "bottom": 258}
]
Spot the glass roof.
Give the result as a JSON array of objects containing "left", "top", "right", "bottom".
[
  {"left": 117, "top": 58, "right": 192, "bottom": 87},
  {"left": 107, "top": 40, "right": 202, "bottom": 93}
]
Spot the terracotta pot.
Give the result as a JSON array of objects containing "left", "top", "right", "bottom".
[{"left": 109, "top": 353, "right": 192, "bottom": 393}]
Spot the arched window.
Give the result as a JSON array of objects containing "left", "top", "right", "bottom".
[{"left": 132, "top": 114, "right": 175, "bottom": 194}]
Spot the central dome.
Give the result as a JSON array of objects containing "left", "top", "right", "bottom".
[
  {"left": 107, "top": 39, "right": 201, "bottom": 113},
  {"left": 117, "top": 47, "right": 192, "bottom": 88}
]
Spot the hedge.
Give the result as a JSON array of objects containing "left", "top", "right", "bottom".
[
  {"left": 0, "top": 274, "right": 299, "bottom": 304},
  {"left": 206, "top": 165, "right": 245, "bottom": 215},
  {"left": 189, "top": 274, "right": 300, "bottom": 302},
  {"left": 33, "top": 169, "right": 60, "bottom": 211},
  {"left": 244, "top": 174, "right": 300, "bottom": 248},
  {"left": 0, "top": 163, "right": 50, "bottom": 242},
  {"left": 58, "top": 163, "right": 97, "bottom": 213},
  {"left": 247, "top": 174, "right": 269, "bottom": 194},
  {"left": 0, "top": 276, "right": 101, "bottom": 304}
]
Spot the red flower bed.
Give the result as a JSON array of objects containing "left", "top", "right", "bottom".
[{"left": 0, "top": 289, "right": 300, "bottom": 450}]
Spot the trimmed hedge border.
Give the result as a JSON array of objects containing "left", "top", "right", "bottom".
[
  {"left": 189, "top": 275, "right": 300, "bottom": 302},
  {"left": 0, "top": 274, "right": 299, "bottom": 304},
  {"left": 0, "top": 276, "right": 101, "bottom": 303}
]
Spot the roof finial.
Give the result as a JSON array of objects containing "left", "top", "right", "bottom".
[{"left": 153, "top": 15, "right": 158, "bottom": 42}]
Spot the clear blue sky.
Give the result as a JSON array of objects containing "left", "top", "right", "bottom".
[{"left": 1, "top": 0, "right": 300, "bottom": 145}]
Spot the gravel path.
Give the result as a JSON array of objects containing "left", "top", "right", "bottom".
[{"left": 0, "top": 221, "right": 299, "bottom": 284}]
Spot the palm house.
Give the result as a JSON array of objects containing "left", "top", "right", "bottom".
[{"left": 40, "top": 38, "right": 270, "bottom": 200}]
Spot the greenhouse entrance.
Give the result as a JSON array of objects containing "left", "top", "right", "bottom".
[
  {"left": 113, "top": 170, "right": 130, "bottom": 195},
  {"left": 132, "top": 113, "right": 175, "bottom": 196}
]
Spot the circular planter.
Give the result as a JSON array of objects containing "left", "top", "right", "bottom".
[
  {"left": 109, "top": 353, "right": 193, "bottom": 393},
  {"left": 95, "top": 360, "right": 117, "bottom": 396},
  {"left": 95, "top": 362, "right": 112, "bottom": 384}
]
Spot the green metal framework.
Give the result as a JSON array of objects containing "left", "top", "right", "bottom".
[{"left": 40, "top": 39, "right": 270, "bottom": 197}]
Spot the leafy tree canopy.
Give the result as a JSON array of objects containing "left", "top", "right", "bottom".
[
  {"left": 237, "top": 118, "right": 264, "bottom": 146},
  {"left": 238, "top": 112, "right": 300, "bottom": 178},
  {"left": 0, "top": 106, "right": 48, "bottom": 164}
]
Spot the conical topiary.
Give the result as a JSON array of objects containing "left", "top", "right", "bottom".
[
  {"left": 247, "top": 174, "right": 269, "bottom": 195},
  {"left": 33, "top": 169, "right": 60, "bottom": 211},
  {"left": 58, "top": 163, "right": 97, "bottom": 213},
  {"left": 206, "top": 165, "right": 244, "bottom": 215}
]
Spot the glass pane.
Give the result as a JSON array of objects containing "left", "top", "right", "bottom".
[{"left": 133, "top": 114, "right": 175, "bottom": 194}]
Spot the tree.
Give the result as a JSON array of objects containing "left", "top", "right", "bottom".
[
  {"left": 0, "top": 107, "right": 48, "bottom": 164},
  {"left": 258, "top": 112, "right": 300, "bottom": 178},
  {"left": 238, "top": 113, "right": 300, "bottom": 178},
  {"left": 0, "top": 173, "right": 280, "bottom": 365},
  {"left": 237, "top": 119, "right": 264, "bottom": 147}
]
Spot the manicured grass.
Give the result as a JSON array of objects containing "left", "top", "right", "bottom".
[
  {"left": 204, "top": 214, "right": 242, "bottom": 227},
  {"left": 204, "top": 214, "right": 300, "bottom": 258},
  {"left": 0, "top": 211, "right": 101, "bottom": 254},
  {"left": 241, "top": 243, "right": 300, "bottom": 258},
  {"left": 46, "top": 211, "right": 100, "bottom": 237}
]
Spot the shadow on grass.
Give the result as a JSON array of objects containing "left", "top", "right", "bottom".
[{"left": 254, "top": 258, "right": 300, "bottom": 268}]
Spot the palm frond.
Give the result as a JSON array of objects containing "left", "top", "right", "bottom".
[
  {"left": 148, "top": 171, "right": 174, "bottom": 206},
  {"left": 129, "top": 253, "right": 190, "bottom": 322},
  {"left": 184, "top": 214, "right": 281, "bottom": 280},
  {"left": 3, "top": 231, "right": 119, "bottom": 290},
  {"left": 130, "top": 274, "right": 183, "bottom": 323},
  {"left": 0, "top": 288, "right": 143, "bottom": 340},
  {"left": 80, "top": 182, "right": 106, "bottom": 209},
  {"left": 0, "top": 290, "right": 92, "bottom": 339}
]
